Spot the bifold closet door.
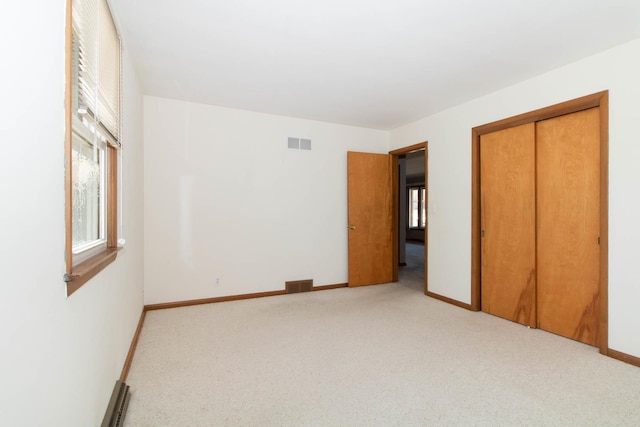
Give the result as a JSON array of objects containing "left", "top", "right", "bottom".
[
  {"left": 536, "top": 108, "right": 600, "bottom": 346},
  {"left": 480, "top": 123, "right": 536, "bottom": 327}
]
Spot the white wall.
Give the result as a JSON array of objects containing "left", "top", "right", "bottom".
[
  {"left": 144, "top": 97, "right": 389, "bottom": 304},
  {"left": 0, "top": 2, "right": 144, "bottom": 425},
  {"left": 390, "top": 38, "right": 640, "bottom": 358}
]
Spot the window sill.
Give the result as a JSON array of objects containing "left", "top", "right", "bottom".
[{"left": 65, "top": 247, "right": 122, "bottom": 296}]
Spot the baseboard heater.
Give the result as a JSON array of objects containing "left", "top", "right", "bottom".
[{"left": 101, "top": 380, "right": 131, "bottom": 427}]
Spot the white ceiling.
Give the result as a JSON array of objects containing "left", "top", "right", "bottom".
[{"left": 110, "top": 0, "right": 640, "bottom": 130}]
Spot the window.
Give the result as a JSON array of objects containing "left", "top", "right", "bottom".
[
  {"left": 408, "top": 186, "right": 426, "bottom": 230},
  {"left": 64, "top": 0, "right": 121, "bottom": 296}
]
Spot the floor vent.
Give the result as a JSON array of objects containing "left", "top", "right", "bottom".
[
  {"left": 102, "top": 380, "right": 131, "bottom": 427},
  {"left": 286, "top": 279, "right": 313, "bottom": 294}
]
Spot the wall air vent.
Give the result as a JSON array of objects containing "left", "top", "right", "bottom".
[
  {"left": 286, "top": 279, "right": 313, "bottom": 293},
  {"left": 300, "top": 138, "right": 312, "bottom": 150},
  {"left": 288, "top": 137, "right": 300, "bottom": 149},
  {"left": 288, "top": 137, "right": 311, "bottom": 150}
]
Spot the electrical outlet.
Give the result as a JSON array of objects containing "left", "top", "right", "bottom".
[{"left": 215, "top": 277, "right": 220, "bottom": 285}]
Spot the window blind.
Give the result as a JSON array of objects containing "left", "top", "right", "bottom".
[{"left": 72, "top": 0, "right": 121, "bottom": 147}]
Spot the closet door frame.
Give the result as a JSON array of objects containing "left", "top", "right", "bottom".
[{"left": 470, "top": 91, "right": 609, "bottom": 355}]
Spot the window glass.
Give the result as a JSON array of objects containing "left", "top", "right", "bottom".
[
  {"left": 421, "top": 187, "right": 426, "bottom": 229},
  {"left": 72, "top": 136, "right": 104, "bottom": 249},
  {"left": 409, "top": 188, "right": 419, "bottom": 228},
  {"left": 408, "top": 186, "right": 426, "bottom": 230}
]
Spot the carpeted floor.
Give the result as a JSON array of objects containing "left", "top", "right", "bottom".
[
  {"left": 398, "top": 241, "right": 424, "bottom": 292},
  {"left": 125, "top": 250, "right": 640, "bottom": 426}
]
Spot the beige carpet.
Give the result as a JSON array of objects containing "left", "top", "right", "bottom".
[{"left": 125, "top": 279, "right": 640, "bottom": 426}]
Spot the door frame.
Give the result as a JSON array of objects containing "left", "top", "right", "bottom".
[
  {"left": 470, "top": 91, "right": 609, "bottom": 354},
  {"left": 390, "top": 142, "right": 428, "bottom": 294}
]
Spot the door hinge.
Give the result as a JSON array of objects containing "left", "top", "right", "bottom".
[
  {"left": 598, "top": 236, "right": 600, "bottom": 245},
  {"left": 481, "top": 230, "right": 485, "bottom": 238}
]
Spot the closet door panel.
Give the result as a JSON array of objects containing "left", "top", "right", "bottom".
[
  {"left": 480, "top": 123, "right": 536, "bottom": 326},
  {"left": 537, "top": 108, "right": 600, "bottom": 346}
]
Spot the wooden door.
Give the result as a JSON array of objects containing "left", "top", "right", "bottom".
[
  {"left": 347, "top": 151, "right": 393, "bottom": 287},
  {"left": 480, "top": 123, "right": 536, "bottom": 327},
  {"left": 537, "top": 108, "right": 600, "bottom": 346}
]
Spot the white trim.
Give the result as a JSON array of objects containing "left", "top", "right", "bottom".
[{"left": 72, "top": 239, "right": 107, "bottom": 265}]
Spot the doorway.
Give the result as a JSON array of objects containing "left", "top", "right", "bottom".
[
  {"left": 346, "top": 143, "right": 428, "bottom": 292},
  {"left": 390, "top": 142, "right": 428, "bottom": 294},
  {"left": 398, "top": 151, "right": 426, "bottom": 292}
]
